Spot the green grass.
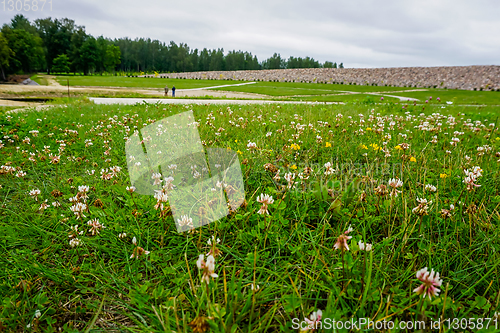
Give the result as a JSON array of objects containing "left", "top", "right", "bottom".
[
  {"left": 1, "top": 100, "right": 499, "bottom": 331},
  {"left": 0, "top": 106, "right": 19, "bottom": 115},
  {"left": 387, "top": 89, "right": 500, "bottom": 105},
  {"left": 54, "top": 75, "right": 248, "bottom": 90},
  {"left": 212, "top": 81, "right": 417, "bottom": 96},
  {"left": 49, "top": 75, "right": 500, "bottom": 105},
  {"left": 30, "top": 74, "right": 49, "bottom": 86}
]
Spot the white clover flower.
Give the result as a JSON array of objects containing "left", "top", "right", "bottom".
[
  {"left": 69, "top": 238, "right": 82, "bottom": 248},
  {"left": 358, "top": 241, "right": 373, "bottom": 251},
  {"left": 425, "top": 184, "right": 437, "bottom": 192}
]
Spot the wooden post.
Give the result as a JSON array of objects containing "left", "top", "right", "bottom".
[{"left": 67, "top": 79, "right": 70, "bottom": 98}]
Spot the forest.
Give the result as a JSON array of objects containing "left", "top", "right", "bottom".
[{"left": 0, "top": 14, "right": 343, "bottom": 79}]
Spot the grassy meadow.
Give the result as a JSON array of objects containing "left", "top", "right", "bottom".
[
  {"left": 1, "top": 98, "right": 500, "bottom": 331},
  {"left": 42, "top": 74, "right": 500, "bottom": 105}
]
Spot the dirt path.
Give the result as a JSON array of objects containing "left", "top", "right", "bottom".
[
  {"left": 0, "top": 82, "right": 269, "bottom": 99},
  {"left": 0, "top": 77, "right": 424, "bottom": 103},
  {"left": 46, "top": 75, "right": 62, "bottom": 86}
]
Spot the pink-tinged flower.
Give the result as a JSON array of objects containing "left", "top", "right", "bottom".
[
  {"left": 463, "top": 166, "right": 483, "bottom": 191},
  {"left": 334, "top": 228, "right": 353, "bottom": 251},
  {"left": 70, "top": 202, "right": 87, "bottom": 219},
  {"left": 100, "top": 169, "right": 113, "bottom": 180},
  {"left": 196, "top": 254, "right": 218, "bottom": 284},
  {"left": 153, "top": 190, "right": 168, "bottom": 210},
  {"left": 177, "top": 215, "right": 194, "bottom": 229},
  {"left": 126, "top": 186, "right": 135, "bottom": 193},
  {"left": 49, "top": 154, "right": 60, "bottom": 164},
  {"left": 324, "top": 162, "right": 335, "bottom": 176},
  {"left": 413, "top": 267, "right": 443, "bottom": 300},
  {"left": 388, "top": 178, "right": 403, "bottom": 197},
  {"left": 130, "top": 237, "right": 150, "bottom": 259},
  {"left": 16, "top": 170, "right": 26, "bottom": 178},
  {"left": 39, "top": 200, "right": 49, "bottom": 211},
  {"left": 302, "top": 309, "right": 322, "bottom": 332},
  {"left": 380, "top": 97, "right": 384, "bottom": 101},
  {"left": 256, "top": 193, "right": 274, "bottom": 215},
  {"left": 29, "top": 189, "right": 41, "bottom": 201},
  {"left": 412, "top": 198, "right": 432, "bottom": 216},
  {"left": 151, "top": 172, "right": 162, "bottom": 186},
  {"left": 284, "top": 172, "right": 295, "bottom": 189},
  {"left": 87, "top": 218, "right": 105, "bottom": 235}
]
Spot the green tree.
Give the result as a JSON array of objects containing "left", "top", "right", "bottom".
[
  {"left": 35, "top": 17, "right": 79, "bottom": 73},
  {"left": 323, "top": 61, "right": 334, "bottom": 68},
  {"left": 262, "top": 53, "right": 285, "bottom": 69},
  {"left": 10, "top": 14, "right": 38, "bottom": 35},
  {"left": 339, "top": 62, "right": 344, "bottom": 68},
  {"left": 80, "top": 36, "right": 98, "bottom": 75},
  {"left": 104, "top": 44, "right": 121, "bottom": 73},
  {"left": 0, "top": 32, "right": 14, "bottom": 80},
  {"left": 209, "top": 48, "right": 225, "bottom": 71},
  {"left": 198, "top": 48, "right": 210, "bottom": 71},
  {"left": 1, "top": 26, "right": 45, "bottom": 74},
  {"left": 52, "top": 54, "right": 70, "bottom": 73},
  {"left": 69, "top": 26, "right": 86, "bottom": 74}
]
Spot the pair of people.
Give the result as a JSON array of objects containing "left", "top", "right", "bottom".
[{"left": 164, "top": 85, "right": 176, "bottom": 97}]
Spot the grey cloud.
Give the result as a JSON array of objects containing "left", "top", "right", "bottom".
[{"left": 0, "top": 0, "right": 498, "bottom": 67}]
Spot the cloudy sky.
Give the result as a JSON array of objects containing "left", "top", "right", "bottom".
[{"left": 1, "top": 0, "right": 499, "bottom": 68}]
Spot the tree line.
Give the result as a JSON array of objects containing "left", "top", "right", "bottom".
[{"left": 0, "top": 14, "right": 343, "bottom": 80}]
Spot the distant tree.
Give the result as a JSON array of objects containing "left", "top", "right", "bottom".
[
  {"left": 323, "top": 61, "right": 333, "bottom": 68},
  {"left": 80, "top": 36, "right": 98, "bottom": 75},
  {"left": 333, "top": 62, "right": 337, "bottom": 68},
  {"left": 198, "top": 48, "right": 210, "bottom": 71},
  {"left": 175, "top": 43, "right": 192, "bottom": 72},
  {"left": 69, "top": 26, "right": 86, "bottom": 74},
  {"left": 339, "top": 63, "right": 344, "bottom": 68},
  {"left": 209, "top": 48, "right": 225, "bottom": 71},
  {"left": 189, "top": 48, "right": 199, "bottom": 72},
  {"left": 1, "top": 26, "right": 45, "bottom": 74},
  {"left": 96, "top": 36, "right": 108, "bottom": 74},
  {"left": 35, "top": 17, "right": 80, "bottom": 73},
  {"left": 10, "top": 14, "right": 38, "bottom": 35},
  {"left": 262, "top": 53, "right": 285, "bottom": 69},
  {"left": 0, "top": 32, "right": 14, "bottom": 80},
  {"left": 52, "top": 54, "right": 70, "bottom": 73},
  {"left": 104, "top": 44, "right": 121, "bottom": 73}
]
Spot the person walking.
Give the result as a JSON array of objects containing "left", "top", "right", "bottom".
[
  {"left": 164, "top": 85, "right": 169, "bottom": 96},
  {"left": 172, "top": 86, "right": 176, "bottom": 97}
]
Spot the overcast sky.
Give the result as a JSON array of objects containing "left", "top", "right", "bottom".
[{"left": 1, "top": 0, "right": 499, "bottom": 68}]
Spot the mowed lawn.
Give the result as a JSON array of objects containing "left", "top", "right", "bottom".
[
  {"left": 53, "top": 75, "right": 248, "bottom": 90},
  {"left": 45, "top": 74, "right": 500, "bottom": 105}
]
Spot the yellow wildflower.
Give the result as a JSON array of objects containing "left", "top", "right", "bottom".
[
  {"left": 496, "top": 137, "right": 500, "bottom": 141},
  {"left": 395, "top": 145, "right": 403, "bottom": 151},
  {"left": 440, "top": 173, "right": 448, "bottom": 179},
  {"left": 235, "top": 139, "right": 238, "bottom": 143},
  {"left": 369, "top": 143, "right": 381, "bottom": 151},
  {"left": 291, "top": 165, "right": 297, "bottom": 170},
  {"left": 366, "top": 127, "right": 372, "bottom": 131},
  {"left": 325, "top": 142, "right": 332, "bottom": 147},
  {"left": 290, "top": 143, "right": 300, "bottom": 150},
  {"left": 361, "top": 144, "right": 368, "bottom": 150},
  {"left": 410, "top": 156, "right": 417, "bottom": 162},
  {"left": 237, "top": 150, "right": 242, "bottom": 155}
]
